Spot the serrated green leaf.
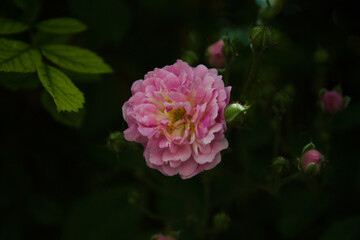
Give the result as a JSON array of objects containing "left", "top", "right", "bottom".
[
  {"left": 37, "top": 64, "right": 84, "bottom": 112},
  {"left": 41, "top": 91, "right": 85, "bottom": 128},
  {"left": 0, "top": 38, "right": 41, "bottom": 72},
  {"left": 0, "top": 18, "right": 29, "bottom": 34},
  {"left": 36, "top": 18, "right": 87, "bottom": 34},
  {"left": 41, "top": 44, "right": 113, "bottom": 74}
]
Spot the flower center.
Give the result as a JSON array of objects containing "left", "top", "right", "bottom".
[{"left": 168, "top": 107, "right": 186, "bottom": 123}]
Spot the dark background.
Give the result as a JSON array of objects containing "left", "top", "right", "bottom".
[{"left": 1, "top": 0, "right": 360, "bottom": 239}]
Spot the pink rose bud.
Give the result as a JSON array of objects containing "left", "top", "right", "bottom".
[
  {"left": 156, "top": 234, "right": 175, "bottom": 240},
  {"left": 207, "top": 39, "right": 225, "bottom": 68},
  {"left": 321, "top": 90, "right": 343, "bottom": 114},
  {"left": 301, "top": 149, "right": 323, "bottom": 174}
]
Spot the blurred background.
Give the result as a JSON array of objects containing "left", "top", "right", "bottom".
[{"left": 1, "top": 0, "right": 360, "bottom": 239}]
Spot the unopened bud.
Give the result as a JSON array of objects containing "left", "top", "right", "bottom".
[
  {"left": 225, "top": 102, "right": 251, "bottom": 123},
  {"left": 249, "top": 26, "right": 273, "bottom": 53},
  {"left": 151, "top": 233, "right": 178, "bottom": 240},
  {"left": 300, "top": 149, "right": 323, "bottom": 175},
  {"left": 222, "top": 36, "right": 241, "bottom": 63},
  {"left": 107, "top": 131, "right": 126, "bottom": 153},
  {"left": 272, "top": 156, "right": 289, "bottom": 175},
  {"left": 207, "top": 39, "right": 225, "bottom": 68},
  {"left": 320, "top": 89, "right": 350, "bottom": 114}
]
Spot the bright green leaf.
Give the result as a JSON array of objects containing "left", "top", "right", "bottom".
[
  {"left": 0, "top": 38, "right": 41, "bottom": 73},
  {"left": 0, "top": 18, "right": 29, "bottom": 34},
  {"left": 41, "top": 91, "right": 85, "bottom": 128},
  {"left": 41, "top": 44, "right": 113, "bottom": 74},
  {"left": 36, "top": 18, "right": 87, "bottom": 34},
  {"left": 37, "top": 64, "right": 85, "bottom": 112}
]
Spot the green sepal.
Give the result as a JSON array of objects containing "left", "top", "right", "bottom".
[
  {"left": 304, "top": 162, "right": 318, "bottom": 175},
  {"left": 272, "top": 156, "right": 289, "bottom": 174},
  {"left": 318, "top": 88, "right": 327, "bottom": 98},
  {"left": 333, "top": 85, "right": 343, "bottom": 95},
  {"left": 302, "top": 142, "right": 315, "bottom": 155},
  {"left": 343, "top": 96, "right": 351, "bottom": 109}
]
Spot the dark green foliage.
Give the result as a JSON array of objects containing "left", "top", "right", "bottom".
[{"left": 1, "top": 0, "right": 360, "bottom": 239}]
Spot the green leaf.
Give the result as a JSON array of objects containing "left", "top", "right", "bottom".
[
  {"left": 41, "top": 45, "right": 113, "bottom": 74},
  {"left": 0, "top": 18, "right": 29, "bottom": 34},
  {"left": 0, "top": 38, "right": 41, "bottom": 72},
  {"left": 41, "top": 91, "right": 85, "bottom": 128},
  {"left": 36, "top": 18, "right": 87, "bottom": 34},
  {"left": 37, "top": 64, "right": 85, "bottom": 112}
]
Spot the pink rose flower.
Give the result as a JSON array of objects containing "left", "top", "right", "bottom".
[
  {"left": 207, "top": 39, "right": 226, "bottom": 68},
  {"left": 122, "top": 60, "right": 231, "bottom": 179},
  {"left": 301, "top": 149, "right": 323, "bottom": 174},
  {"left": 321, "top": 90, "right": 343, "bottom": 114}
]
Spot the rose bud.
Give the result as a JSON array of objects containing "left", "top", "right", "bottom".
[
  {"left": 207, "top": 39, "right": 225, "bottom": 68},
  {"left": 156, "top": 234, "right": 175, "bottom": 240},
  {"left": 249, "top": 25, "right": 273, "bottom": 54},
  {"left": 320, "top": 90, "right": 344, "bottom": 114},
  {"left": 301, "top": 149, "right": 323, "bottom": 175},
  {"left": 151, "top": 233, "right": 178, "bottom": 240},
  {"left": 224, "top": 102, "right": 250, "bottom": 123}
]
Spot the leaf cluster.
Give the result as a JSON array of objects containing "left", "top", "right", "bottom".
[{"left": 0, "top": 17, "right": 113, "bottom": 114}]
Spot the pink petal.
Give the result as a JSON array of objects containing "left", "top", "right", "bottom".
[
  {"left": 163, "top": 144, "right": 192, "bottom": 162},
  {"left": 179, "top": 159, "right": 198, "bottom": 179},
  {"left": 162, "top": 164, "right": 178, "bottom": 176}
]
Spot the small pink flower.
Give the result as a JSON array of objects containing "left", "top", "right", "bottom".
[
  {"left": 122, "top": 60, "right": 231, "bottom": 179},
  {"left": 321, "top": 90, "right": 343, "bottom": 114},
  {"left": 207, "top": 39, "right": 225, "bottom": 68},
  {"left": 301, "top": 149, "right": 323, "bottom": 174},
  {"left": 156, "top": 234, "right": 175, "bottom": 240}
]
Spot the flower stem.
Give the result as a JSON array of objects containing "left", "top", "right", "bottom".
[
  {"left": 224, "top": 61, "right": 231, "bottom": 86},
  {"left": 201, "top": 175, "right": 210, "bottom": 237},
  {"left": 241, "top": 52, "right": 262, "bottom": 102}
]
